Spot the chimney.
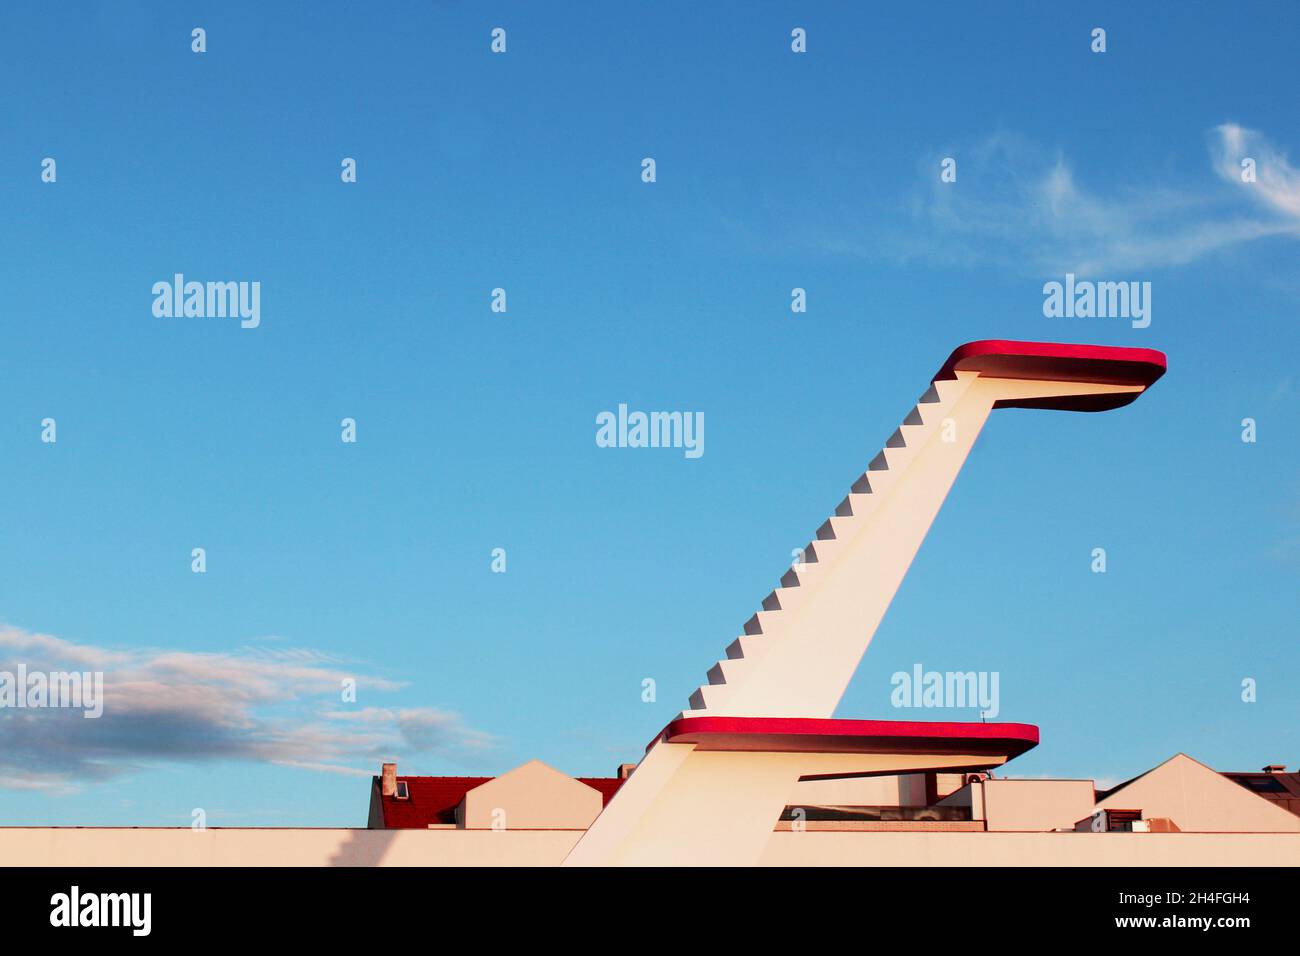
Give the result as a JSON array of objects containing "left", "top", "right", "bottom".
[
  {"left": 1263, "top": 764, "right": 1287, "bottom": 774},
  {"left": 381, "top": 762, "right": 397, "bottom": 796},
  {"left": 617, "top": 763, "right": 637, "bottom": 780}
]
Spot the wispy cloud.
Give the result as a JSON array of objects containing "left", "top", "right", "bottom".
[
  {"left": 1212, "top": 123, "right": 1300, "bottom": 220},
  {"left": 877, "top": 124, "right": 1300, "bottom": 275},
  {"left": 0, "top": 625, "right": 496, "bottom": 792}
]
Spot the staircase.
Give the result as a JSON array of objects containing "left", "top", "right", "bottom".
[
  {"left": 677, "top": 340, "right": 1166, "bottom": 720},
  {"left": 566, "top": 339, "right": 1167, "bottom": 866},
  {"left": 681, "top": 369, "right": 981, "bottom": 719}
]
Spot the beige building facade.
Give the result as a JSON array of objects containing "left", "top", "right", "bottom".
[{"left": 5, "top": 753, "right": 1298, "bottom": 866}]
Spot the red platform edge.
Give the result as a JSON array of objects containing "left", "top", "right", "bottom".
[
  {"left": 655, "top": 716, "right": 1040, "bottom": 759},
  {"left": 936, "top": 339, "right": 1167, "bottom": 412}
]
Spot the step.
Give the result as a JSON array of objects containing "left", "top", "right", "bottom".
[
  {"left": 833, "top": 492, "right": 872, "bottom": 518},
  {"left": 930, "top": 371, "right": 977, "bottom": 404},
  {"left": 725, "top": 633, "right": 769, "bottom": 661},
  {"left": 687, "top": 682, "right": 730, "bottom": 712},
  {"left": 815, "top": 515, "right": 854, "bottom": 541},
  {"left": 897, "top": 421, "right": 929, "bottom": 447},
  {"left": 707, "top": 656, "right": 754, "bottom": 686},
  {"left": 762, "top": 586, "right": 807, "bottom": 612},
  {"left": 802, "top": 538, "right": 843, "bottom": 565},
  {"left": 742, "top": 610, "right": 786, "bottom": 636}
]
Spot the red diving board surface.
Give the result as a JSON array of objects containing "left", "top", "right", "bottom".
[
  {"left": 936, "top": 339, "right": 1167, "bottom": 412},
  {"left": 657, "top": 716, "right": 1039, "bottom": 759}
]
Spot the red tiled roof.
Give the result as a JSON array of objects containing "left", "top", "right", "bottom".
[
  {"left": 577, "top": 777, "right": 625, "bottom": 805},
  {"left": 375, "top": 774, "right": 626, "bottom": 829},
  {"left": 1223, "top": 771, "right": 1300, "bottom": 818},
  {"left": 378, "top": 776, "right": 491, "bottom": 828}
]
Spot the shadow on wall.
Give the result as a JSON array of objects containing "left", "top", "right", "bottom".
[{"left": 327, "top": 827, "right": 402, "bottom": 867}]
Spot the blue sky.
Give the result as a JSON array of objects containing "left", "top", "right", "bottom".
[{"left": 1, "top": 2, "right": 1297, "bottom": 825}]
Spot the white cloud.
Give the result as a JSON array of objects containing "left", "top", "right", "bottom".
[
  {"left": 884, "top": 125, "right": 1300, "bottom": 275},
  {"left": 0, "top": 625, "right": 496, "bottom": 791},
  {"left": 1212, "top": 123, "right": 1300, "bottom": 219}
]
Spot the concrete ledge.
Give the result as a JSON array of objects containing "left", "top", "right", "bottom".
[
  {"left": 3, "top": 827, "right": 1298, "bottom": 867},
  {"left": 759, "top": 830, "right": 1300, "bottom": 867}
]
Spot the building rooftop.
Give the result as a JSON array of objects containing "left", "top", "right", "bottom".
[
  {"left": 1222, "top": 768, "right": 1300, "bottom": 818},
  {"left": 372, "top": 773, "right": 627, "bottom": 829}
]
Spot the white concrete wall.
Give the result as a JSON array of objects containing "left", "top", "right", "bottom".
[
  {"left": 3, "top": 827, "right": 1298, "bottom": 867},
  {"left": 759, "top": 830, "right": 1300, "bottom": 866},
  {"left": 1095, "top": 754, "right": 1300, "bottom": 833},
  {"left": 460, "top": 760, "right": 603, "bottom": 830},
  {"left": 981, "top": 779, "right": 1098, "bottom": 831},
  {"left": 0, "top": 828, "right": 582, "bottom": 867},
  {"left": 788, "top": 773, "right": 915, "bottom": 807}
]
